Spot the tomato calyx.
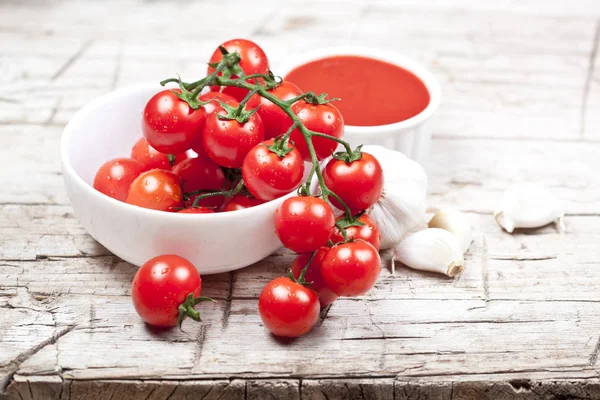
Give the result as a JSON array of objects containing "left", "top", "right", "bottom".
[
  {"left": 265, "top": 135, "right": 295, "bottom": 158},
  {"left": 303, "top": 92, "right": 340, "bottom": 106},
  {"left": 266, "top": 122, "right": 299, "bottom": 158},
  {"left": 332, "top": 144, "right": 363, "bottom": 163},
  {"left": 216, "top": 99, "right": 260, "bottom": 124},
  {"left": 208, "top": 46, "right": 245, "bottom": 81},
  {"left": 334, "top": 212, "right": 366, "bottom": 243},
  {"left": 177, "top": 293, "right": 216, "bottom": 329},
  {"left": 166, "top": 154, "right": 177, "bottom": 166},
  {"left": 165, "top": 76, "right": 209, "bottom": 110}
]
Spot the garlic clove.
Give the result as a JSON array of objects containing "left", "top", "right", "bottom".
[
  {"left": 494, "top": 183, "right": 565, "bottom": 233},
  {"left": 363, "top": 145, "right": 428, "bottom": 250},
  {"left": 428, "top": 208, "right": 473, "bottom": 253},
  {"left": 393, "top": 228, "right": 465, "bottom": 277}
]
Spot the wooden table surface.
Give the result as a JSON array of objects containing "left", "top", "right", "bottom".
[{"left": 2, "top": 0, "right": 600, "bottom": 399}]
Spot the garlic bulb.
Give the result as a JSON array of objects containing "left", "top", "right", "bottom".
[
  {"left": 428, "top": 208, "right": 473, "bottom": 253},
  {"left": 363, "top": 145, "right": 428, "bottom": 250},
  {"left": 393, "top": 228, "right": 464, "bottom": 277},
  {"left": 494, "top": 183, "right": 565, "bottom": 233}
]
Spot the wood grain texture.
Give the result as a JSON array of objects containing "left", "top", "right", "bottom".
[{"left": 2, "top": 0, "right": 600, "bottom": 398}]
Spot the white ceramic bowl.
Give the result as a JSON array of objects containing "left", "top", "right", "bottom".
[
  {"left": 61, "top": 83, "right": 293, "bottom": 274},
  {"left": 278, "top": 46, "right": 441, "bottom": 165}
]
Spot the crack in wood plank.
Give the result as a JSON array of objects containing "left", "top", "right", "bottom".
[
  {"left": 489, "top": 255, "right": 558, "bottom": 261},
  {"left": 581, "top": 19, "right": 600, "bottom": 137},
  {"left": 221, "top": 272, "right": 234, "bottom": 330},
  {"left": 193, "top": 325, "right": 206, "bottom": 370},
  {"left": 50, "top": 39, "right": 94, "bottom": 81},
  {"left": 589, "top": 335, "right": 600, "bottom": 366},
  {"left": 110, "top": 40, "right": 123, "bottom": 90},
  {"left": 1, "top": 325, "right": 75, "bottom": 394},
  {"left": 315, "top": 304, "right": 332, "bottom": 328},
  {"left": 481, "top": 235, "right": 490, "bottom": 303}
]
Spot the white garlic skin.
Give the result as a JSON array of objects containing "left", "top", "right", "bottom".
[
  {"left": 363, "top": 145, "right": 428, "bottom": 250},
  {"left": 494, "top": 183, "right": 565, "bottom": 233},
  {"left": 428, "top": 208, "right": 473, "bottom": 253},
  {"left": 393, "top": 228, "right": 465, "bottom": 277}
]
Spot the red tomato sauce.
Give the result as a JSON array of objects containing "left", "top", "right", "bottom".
[{"left": 285, "top": 55, "right": 430, "bottom": 127}]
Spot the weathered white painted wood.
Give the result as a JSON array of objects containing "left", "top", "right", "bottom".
[
  {"left": 584, "top": 26, "right": 600, "bottom": 139},
  {"left": 2, "top": 0, "right": 600, "bottom": 398}
]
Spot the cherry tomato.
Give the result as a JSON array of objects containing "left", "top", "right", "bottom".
[
  {"left": 93, "top": 158, "right": 145, "bottom": 202},
  {"left": 290, "top": 248, "right": 338, "bottom": 307},
  {"left": 178, "top": 207, "right": 215, "bottom": 214},
  {"left": 242, "top": 139, "right": 304, "bottom": 202},
  {"left": 258, "top": 277, "right": 320, "bottom": 337},
  {"left": 321, "top": 240, "right": 381, "bottom": 297},
  {"left": 126, "top": 169, "right": 184, "bottom": 211},
  {"left": 131, "top": 255, "right": 202, "bottom": 327},
  {"left": 172, "top": 156, "right": 226, "bottom": 208},
  {"left": 274, "top": 196, "right": 335, "bottom": 253},
  {"left": 246, "top": 81, "right": 302, "bottom": 139},
  {"left": 282, "top": 101, "right": 344, "bottom": 161},
  {"left": 203, "top": 109, "right": 264, "bottom": 168},
  {"left": 142, "top": 89, "right": 206, "bottom": 154},
  {"left": 191, "top": 93, "right": 239, "bottom": 156},
  {"left": 330, "top": 214, "right": 381, "bottom": 250},
  {"left": 222, "top": 194, "right": 263, "bottom": 212},
  {"left": 131, "top": 137, "right": 188, "bottom": 171},
  {"left": 207, "top": 39, "right": 270, "bottom": 101},
  {"left": 323, "top": 152, "right": 384, "bottom": 213}
]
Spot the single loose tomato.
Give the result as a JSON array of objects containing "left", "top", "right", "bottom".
[
  {"left": 203, "top": 109, "right": 264, "bottom": 168},
  {"left": 93, "top": 158, "right": 145, "bottom": 202},
  {"left": 258, "top": 277, "right": 320, "bottom": 337},
  {"left": 142, "top": 89, "right": 206, "bottom": 154},
  {"left": 126, "top": 169, "right": 184, "bottom": 211},
  {"left": 131, "top": 137, "right": 188, "bottom": 171},
  {"left": 274, "top": 196, "right": 335, "bottom": 253},
  {"left": 172, "top": 156, "right": 226, "bottom": 208},
  {"left": 246, "top": 81, "right": 302, "bottom": 139},
  {"left": 222, "top": 194, "right": 263, "bottom": 212},
  {"left": 321, "top": 240, "right": 381, "bottom": 297},
  {"left": 290, "top": 248, "right": 338, "bottom": 307},
  {"left": 282, "top": 100, "right": 344, "bottom": 161},
  {"left": 330, "top": 214, "right": 381, "bottom": 250},
  {"left": 207, "top": 39, "right": 270, "bottom": 101},
  {"left": 178, "top": 207, "right": 215, "bottom": 214},
  {"left": 242, "top": 139, "right": 304, "bottom": 202},
  {"left": 132, "top": 255, "right": 208, "bottom": 327},
  {"left": 323, "top": 151, "right": 384, "bottom": 213}
]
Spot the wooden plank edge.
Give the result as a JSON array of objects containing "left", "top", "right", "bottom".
[{"left": 3, "top": 374, "right": 600, "bottom": 400}]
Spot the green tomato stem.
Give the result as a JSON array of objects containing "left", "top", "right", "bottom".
[
  {"left": 298, "top": 251, "right": 317, "bottom": 284},
  {"left": 189, "top": 179, "right": 245, "bottom": 208},
  {"left": 163, "top": 55, "right": 356, "bottom": 223}
]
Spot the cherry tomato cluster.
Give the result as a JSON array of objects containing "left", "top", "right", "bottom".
[
  {"left": 94, "top": 39, "right": 304, "bottom": 213},
  {"left": 260, "top": 152, "right": 384, "bottom": 338},
  {"left": 99, "top": 39, "right": 388, "bottom": 333}
]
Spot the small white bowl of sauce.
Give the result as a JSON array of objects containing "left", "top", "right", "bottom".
[{"left": 279, "top": 47, "right": 441, "bottom": 164}]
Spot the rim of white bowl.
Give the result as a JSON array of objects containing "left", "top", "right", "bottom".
[
  {"left": 60, "top": 83, "right": 295, "bottom": 220},
  {"left": 277, "top": 46, "right": 442, "bottom": 135}
]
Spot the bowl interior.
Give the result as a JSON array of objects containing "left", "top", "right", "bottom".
[{"left": 65, "top": 84, "right": 160, "bottom": 185}]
